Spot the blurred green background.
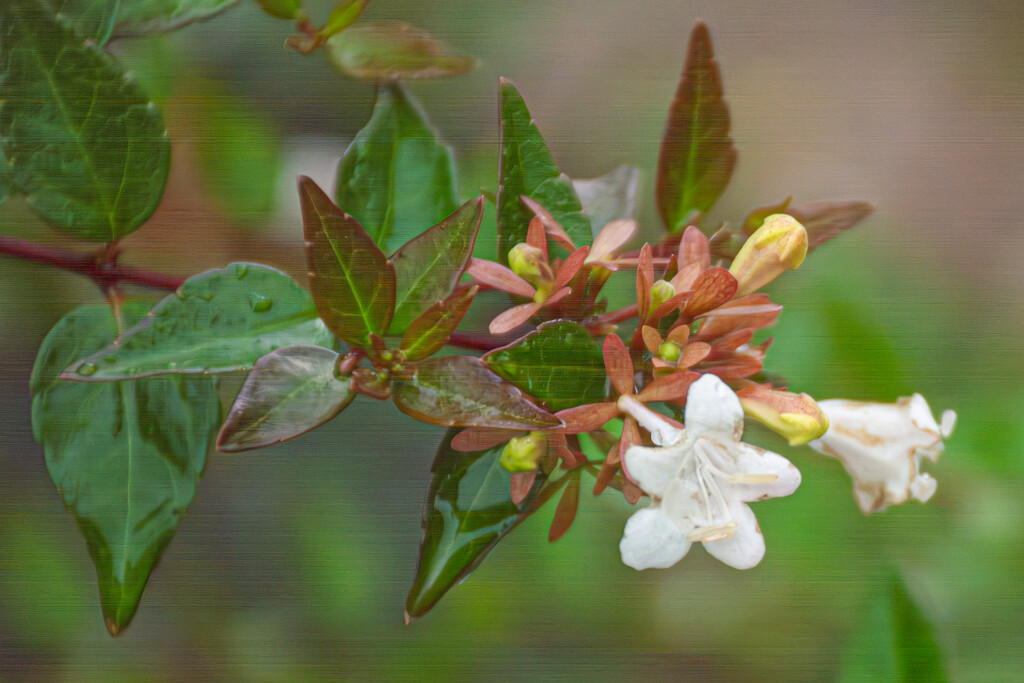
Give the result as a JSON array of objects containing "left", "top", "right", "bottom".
[{"left": 2, "top": 0, "right": 1023, "bottom": 679}]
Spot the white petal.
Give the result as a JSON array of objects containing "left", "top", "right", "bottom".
[
  {"left": 701, "top": 502, "right": 766, "bottom": 570},
  {"left": 722, "top": 440, "right": 802, "bottom": 502},
  {"left": 619, "top": 507, "right": 692, "bottom": 570},
  {"left": 684, "top": 374, "right": 744, "bottom": 440},
  {"left": 623, "top": 442, "right": 686, "bottom": 498}
]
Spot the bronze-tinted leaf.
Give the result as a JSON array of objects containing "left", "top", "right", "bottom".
[
  {"left": 742, "top": 197, "right": 792, "bottom": 234},
  {"left": 548, "top": 471, "right": 581, "bottom": 542},
  {"left": 683, "top": 267, "right": 737, "bottom": 317},
  {"left": 602, "top": 334, "right": 633, "bottom": 397},
  {"left": 785, "top": 200, "right": 875, "bottom": 250},
  {"left": 299, "top": 175, "right": 395, "bottom": 347},
  {"left": 326, "top": 22, "right": 474, "bottom": 81},
  {"left": 400, "top": 286, "right": 477, "bottom": 362},
  {"left": 656, "top": 21, "right": 737, "bottom": 233},
  {"left": 393, "top": 356, "right": 562, "bottom": 430}
]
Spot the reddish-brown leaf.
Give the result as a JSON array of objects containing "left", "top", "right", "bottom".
[
  {"left": 299, "top": 176, "right": 395, "bottom": 347},
  {"left": 466, "top": 258, "right": 535, "bottom": 298},
  {"left": 400, "top": 286, "right": 477, "bottom": 361},
  {"left": 555, "top": 401, "right": 619, "bottom": 434},
  {"left": 510, "top": 469, "right": 538, "bottom": 506},
  {"left": 678, "top": 225, "right": 711, "bottom": 270},
  {"left": 786, "top": 200, "right": 876, "bottom": 249},
  {"left": 548, "top": 473, "right": 581, "bottom": 542},
  {"left": 637, "top": 372, "right": 698, "bottom": 402},
  {"left": 656, "top": 21, "right": 737, "bottom": 232},
  {"left": 741, "top": 197, "right": 793, "bottom": 235},
  {"left": 488, "top": 301, "right": 542, "bottom": 334},
  {"left": 450, "top": 427, "right": 518, "bottom": 452},
  {"left": 602, "top": 334, "right": 634, "bottom": 396},
  {"left": 521, "top": 195, "right": 576, "bottom": 251},
  {"left": 683, "top": 267, "right": 737, "bottom": 317}
]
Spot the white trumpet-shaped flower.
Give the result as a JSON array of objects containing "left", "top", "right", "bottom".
[
  {"left": 808, "top": 394, "right": 956, "bottom": 513},
  {"left": 616, "top": 375, "right": 801, "bottom": 570}
]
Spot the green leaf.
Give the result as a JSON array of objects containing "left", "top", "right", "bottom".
[
  {"left": 400, "top": 286, "right": 476, "bottom": 362},
  {"left": 655, "top": 21, "right": 737, "bottom": 233},
  {"left": 483, "top": 320, "right": 608, "bottom": 411},
  {"left": 0, "top": 144, "right": 11, "bottom": 207},
  {"left": 393, "top": 355, "right": 562, "bottom": 430},
  {"left": 840, "top": 571, "right": 947, "bottom": 682},
  {"left": 404, "top": 428, "right": 548, "bottom": 620},
  {"left": 192, "top": 77, "right": 281, "bottom": 226},
  {"left": 30, "top": 303, "right": 219, "bottom": 635},
  {"left": 389, "top": 195, "right": 482, "bottom": 332},
  {"left": 326, "top": 22, "right": 474, "bottom": 82},
  {"left": 300, "top": 175, "right": 395, "bottom": 347},
  {"left": 63, "top": 263, "right": 332, "bottom": 380},
  {"left": 0, "top": 1, "right": 171, "bottom": 242},
  {"left": 572, "top": 164, "right": 640, "bottom": 235},
  {"left": 253, "top": 0, "right": 301, "bottom": 21},
  {"left": 334, "top": 81, "right": 458, "bottom": 253},
  {"left": 319, "top": 0, "right": 368, "bottom": 38},
  {"left": 497, "top": 78, "right": 591, "bottom": 262},
  {"left": 217, "top": 345, "right": 353, "bottom": 452},
  {"left": 46, "top": 0, "right": 121, "bottom": 45}
]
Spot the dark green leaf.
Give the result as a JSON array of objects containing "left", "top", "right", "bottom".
[
  {"left": 334, "top": 81, "right": 458, "bottom": 253},
  {"left": 840, "top": 571, "right": 947, "bottom": 682},
  {"left": 399, "top": 286, "right": 476, "bottom": 362},
  {"left": 31, "top": 303, "right": 219, "bottom": 635},
  {"left": 300, "top": 175, "right": 395, "bottom": 347},
  {"left": 217, "top": 345, "right": 353, "bottom": 452},
  {"left": 483, "top": 320, "right": 608, "bottom": 411},
  {"left": 656, "top": 21, "right": 737, "bottom": 233},
  {"left": 192, "top": 78, "right": 281, "bottom": 226},
  {"left": 319, "top": 0, "right": 368, "bottom": 38},
  {"left": 0, "top": 1, "right": 170, "bottom": 242},
  {"left": 390, "top": 196, "right": 482, "bottom": 332},
  {"left": 253, "top": 0, "right": 301, "bottom": 20},
  {"left": 786, "top": 200, "right": 875, "bottom": 250},
  {"left": 404, "top": 428, "right": 548, "bottom": 620},
  {"left": 0, "top": 143, "right": 11, "bottom": 207},
  {"left": 497, "top": 79, "right": 591, "bottom": 262},
  {"left": 393, "top": 355, "right": 562, "bottom": 430},
  {"left": 326, "top": 22, "right": 474, "bottom": 81},
  {"left": 572, "top": 164, "right": 640, "bottom": 235},
  {"left": 63, "top": 263, "right": 332, "bottom": 380}
]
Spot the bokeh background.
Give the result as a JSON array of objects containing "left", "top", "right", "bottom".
[{"left": 2, "top": 0, "right": 1023, "bottom": 679}]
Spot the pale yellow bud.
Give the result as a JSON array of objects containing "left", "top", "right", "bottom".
[
  {"left": 728, "top": 214, "right": 808, "bottom": 297},
  {"left": 738, "top": 385, "right": 829, "bottom": 446},
  {"left": 500, "top": 431, "right": 546, "bottom": 472},
  {"left": 650, "top": 279, "right": 676, "bottom": 310}
]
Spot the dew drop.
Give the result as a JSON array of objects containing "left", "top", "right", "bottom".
[
  {"left": 103, "top": 356, "right": 117, "bottom": 364},
  {"left": 78, "top": 363, "right": 97, "bottom": 376},
  {"left": 235, "top": 264, "right": 249, "bottom": 279}
]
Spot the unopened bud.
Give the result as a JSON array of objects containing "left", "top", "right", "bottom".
[
  {"left": 737, "top": 385, "right": 829, "bottom": 446},
  {"left": 500, "top": 431, "right": 547, "bottom": 472},
  {"left": 650, "top": 279, "right": 676, "bottom": 310},
  {"left": 728, "top": 214, "right": 807, "bottom": 297},
  {"left": 657, "top": 341, "right": 682, "bottom": 363},
  {"left": 508, "top": 243, "right": 554, "bottom": 292}
]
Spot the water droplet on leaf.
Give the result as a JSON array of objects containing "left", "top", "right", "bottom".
[
  {"left": 250, "top": 295, "right": 273, "bottom": 313},
  {"left": 78, "top": 363, "right": 97, "bottom": 376}
]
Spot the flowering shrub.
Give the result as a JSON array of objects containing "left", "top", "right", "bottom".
[{"left": 0, "top": 1, "right": 955, "bottom": 637}]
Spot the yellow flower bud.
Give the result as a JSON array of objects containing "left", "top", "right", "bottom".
[
  {"left": 508, "top": 243, "right": 554, "bottom": 294},
  {"left": 738, "top": 385, "right": 829, "bottom": 446},
  {"left": 728, "top": 214, "right": 808, "bottom": 297},
  {"left": 650, "top": 279, "right": 676, "bottom": 310},
  {"left": 657, "top": 341, "right": 682, "bottom": 363},
  {"left": 500, "top": 431, "right": 547, "bottom": 472}
]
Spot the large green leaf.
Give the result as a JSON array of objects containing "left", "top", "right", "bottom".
[
  {"left": 389, "top": 195, "right": 482, "bottom": 332},
  {"left": 655, "top": 21, "right": 737, "bottom": 234},
  {"left": 300, "top": 176, "right": 395, "bottom": 347},
  {"left": 0, "top": 1, "right": 171, "bottom": 242},
  {"left": 217, "top": 345, "right": 353, "bottom": 453},
  {"left": 63, "top": 263, "right": 333, "bottom": 380},
  {"left": 405, "top": 428, "right": 548, "bottom": 620},
  {"left": 497, "top": 79, "right": 591, "bottom": 263},
  {"left": 393, "top": 355, "right": 562, "bottom": 430},
  {"left": 483, "top": 320, "right": 608, "bottom": 411},
  {"left": 326, "top": 22, "right": 473, "bottom": 82},
  {"left": 46, "top": 0, "right": 121, "bottom": 44},
  {"left": 840, "top": 571, "right": 947, "bottom": 682},
  {"left": 31, "top": 303, "right": 220, "bottom": 635},
  {"left": 334, "top": 81, "right": 458, "bottom": 253},
  {"left": 46, "top": 0, "right": 236, "bottom": 43}
]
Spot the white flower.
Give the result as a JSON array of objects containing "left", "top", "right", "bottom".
[
  {"left": 808, "top": 394, "right": 956, "bottom": 513},
  {"left": 616, "top": 375, "right": 801, "bottom": 570}
]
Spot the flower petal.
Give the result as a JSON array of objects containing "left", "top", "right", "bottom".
[
  {"left": 701, "top": 501, "right": 766, "bottom": 570},
  {"left": 467, "top": 258, "right": 536, "bottom": 298},
  {"left": 589, "top": 218, "right": 636, "bottom": 262},
  {"left": 719, "top": 440, "right": 802, "bottom": 501},
  {"left": 622, "top": 442, "right": 685, "bottom": 498},
  {"left": 684, "top": 374, "right": 744, "bottom": 440},
  {"left": 620, "top": 507, "right": 692, "bottom": 570}
]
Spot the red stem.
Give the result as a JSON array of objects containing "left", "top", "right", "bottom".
[
  {"left": 447, "top": 331, "right": 515, "bottom": 352},
  {"left": 0, "top": 236, "right": 184, "bottom": 291}
]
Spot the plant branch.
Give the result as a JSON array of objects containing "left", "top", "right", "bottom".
[{"left": 0, "top": 236, "right": 185, "bottom": 291}]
